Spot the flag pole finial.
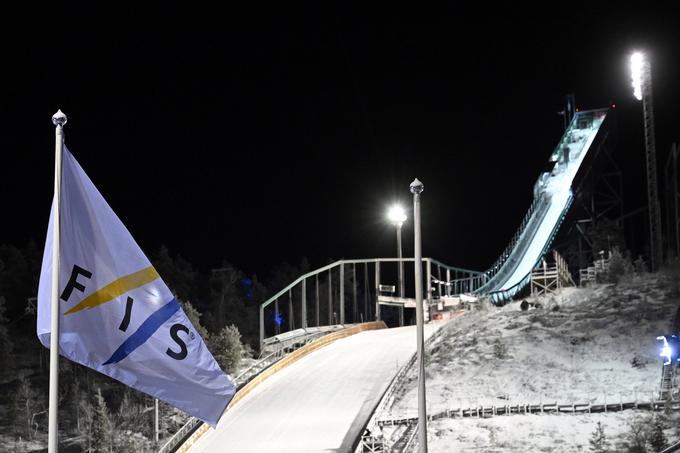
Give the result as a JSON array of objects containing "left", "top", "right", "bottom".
[{"left": 52, "top": 109, "right": 67, "bottom": 127}]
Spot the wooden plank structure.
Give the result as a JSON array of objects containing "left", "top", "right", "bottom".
[
  {"left": 530, "top": 250, "right": 575, "bottom": 296},
  {"left": 378, "top": 398, "right": 680, "bottom": 427},
  {"left": 578, "top": 252, "right": 611, "bottom": 286}
]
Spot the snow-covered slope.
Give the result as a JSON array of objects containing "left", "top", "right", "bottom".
[
  {"left": 189, "top": 323, "right": 441, "bottom": 453},
  {"left": 383, "top": 270, "right": 680, "bottom": 452}
]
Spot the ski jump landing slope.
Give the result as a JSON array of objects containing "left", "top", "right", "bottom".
[
  {"left": 190, "top": 324, "right": 438, "bottom": 453},
  {"left": 477, "top": 108, "right": 609, "bottom": 301}
]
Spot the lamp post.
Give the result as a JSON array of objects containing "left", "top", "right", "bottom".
[
  {"left": 631, "top": 51, "right": 663, "bottom": 271},
  {"left": 387, "top": 204, "right": 407, "bottom": 327},
  {"left": 410, "top": 178, "right": 428, "bottom": 453}
]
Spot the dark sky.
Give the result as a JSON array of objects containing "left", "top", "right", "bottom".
[{"left": 2, "top": 4, "right": 679, "bottom": 277}]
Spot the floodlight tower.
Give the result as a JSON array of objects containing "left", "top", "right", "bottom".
[{"left": 631, "top": 51, "right": 663, "bottom": 271}]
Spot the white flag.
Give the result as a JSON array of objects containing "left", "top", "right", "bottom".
[{"left": 37, "top": 146, "right": 235, "bottom": 427}]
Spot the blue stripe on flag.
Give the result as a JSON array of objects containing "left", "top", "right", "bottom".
[{"left": 103, "top": 298, "right": 180, "bottom": 365}]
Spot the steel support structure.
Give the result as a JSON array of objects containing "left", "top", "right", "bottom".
[
  {"left": 640, "top": 60, "right": 663, "bottom": 270},
  {"left": 339, "top": 264, "right": 345, "bottom": 324}
]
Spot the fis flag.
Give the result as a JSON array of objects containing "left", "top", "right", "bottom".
[{"left": 37, "top": 146, "right": 235, "bottom": 427}]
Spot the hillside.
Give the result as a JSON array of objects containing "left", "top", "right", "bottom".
[{"left": 383, "top": 268, "right": 680, "bottom": 452}]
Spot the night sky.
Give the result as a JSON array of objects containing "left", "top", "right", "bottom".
[{"left": 2, "top": 4, "right": 679, "bottom": 278}]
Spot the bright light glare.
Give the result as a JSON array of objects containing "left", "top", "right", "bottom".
[
  {"left": 630, "top": 52, "right": 644, "bottom": 100},
  {"left": 657, "top": 336, "right": 672, "bottom": 365},
  {"left": 387, "top": 204, "right": 407, "bottom": 225},
  {"left": 661, "top": 345, "right": 672, "bottom": 365}
]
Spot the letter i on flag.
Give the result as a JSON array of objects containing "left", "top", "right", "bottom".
[{"left": 37, "top": 111, "right": 235, "bottom": 429}]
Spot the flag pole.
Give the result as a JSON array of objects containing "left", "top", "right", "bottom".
[{"left": 49, "top": 109, "right": 67, "bottom": 453}]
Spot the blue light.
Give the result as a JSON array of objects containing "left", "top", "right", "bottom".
[
  {"left": 241, "top": 277, "right": 254, "bottom": 300},
  {"left": 274, "top": 312, "right": 284, "bottom": 326}
]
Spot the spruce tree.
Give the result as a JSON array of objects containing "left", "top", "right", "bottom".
[
  {"left": 648, "top": 414, "right": 668, "bottom": 451},
  {"left": 624, "top": 416, "right": 648, "bottom": 453},
  {"left": 12, "top": 375, "right": 40, "bottom": 439},
  {"left": 210, "top": 324, "right": 244, "bottom": 374},
  {"left": 91, "top": 388, "right": 111, "bottom": 453},
  {"left": 589, "top": 421, "right": 610, "bottom": 453},
  {"left": 181, "top": 300, "right": 210, "bottom": 341},
  {"left": 606, "top": 248, "right": 628, "bottom": 283}
]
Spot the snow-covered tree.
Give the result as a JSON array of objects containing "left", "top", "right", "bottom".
[
  {"left": 648, "top": 414, "right": 668, "bottom": 451},
  {"left": 589, "top": 421, "right": 610, "bottom": 452},
  {"left": 152, "top": 245, "right": 197, "bottom": 302},
  {"left": 606, "top": 248, "right": 630, "bottom": 283},
  {"left": 634, "top": 255, "right": 647, "bottom": 274},
  {"left": 115, "top": 389, "right": 148, "bottom": 436},
  {"left": 622, "top": 416, "right": 648, "bottom": 453},
  {"left": 181, "top": 300, "right": 210, "bottom": 342},
  {"left": 11, "top": 374, "right": 41, "bottom": 439},
  {"left": 91, "top": 388, "right": 111, "bottom": 453},
  {"left": 210, "top": 324, "right": 245, "bottom": 374}
]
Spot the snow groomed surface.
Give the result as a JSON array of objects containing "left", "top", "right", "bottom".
[
  {"left": 189, "top": 323, "right": 440, "bottom": 453},
  {"left": 476, "top": 109, "right": 609, "bottom": 302}
]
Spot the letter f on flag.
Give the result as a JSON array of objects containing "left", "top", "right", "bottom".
[{"left": 37, "top": 145, "right": 235, "bottom": 427}]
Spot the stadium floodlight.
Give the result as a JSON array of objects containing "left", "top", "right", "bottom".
[
  {"left": 630, "top": 51, "right": 645, "bottom": 100},
  {"left": 387, "top": 204, "right": 407, "bottom": 226}
]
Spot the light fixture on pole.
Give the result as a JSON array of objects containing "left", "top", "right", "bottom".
[
  {"left": 387, "top": 204, "right": 407, "bottom": 327},
  {"left": 630, "top": 51, "right": 663, "bottom": 271},
  {"left": 410, "top": 178, "right": 428, "bottom": 453}
]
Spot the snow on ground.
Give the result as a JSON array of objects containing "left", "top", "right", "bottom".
[
  {"left": 421, "top": 412, "right": 648, "bottom": 453},
  {"left": 384, "top": 269, "right": 680, "bottom": 450},
  {"left": 190, "top": 323, "right": 441, "bottom": 453}
]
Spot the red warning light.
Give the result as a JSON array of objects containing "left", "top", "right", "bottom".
[
  {"left": 611, "top": 104, "right": 616, "bottom": 109},
  {"left": 575, "top": 108, "right": 580, "bottom": 112}
]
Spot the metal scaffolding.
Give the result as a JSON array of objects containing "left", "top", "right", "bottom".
[
  {"left": 639, "top": 57, "right": 664, "bottom": 270},
  {"left": 665, "top": 143, "right": 680, "bottom": 260}
]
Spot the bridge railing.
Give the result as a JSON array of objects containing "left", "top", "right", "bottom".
[
  {"left": 476, "top": 193, "right": 551, "bottom": 295},
  {"left": 259, "top": 258, "right": 484, "bottom": 351}
]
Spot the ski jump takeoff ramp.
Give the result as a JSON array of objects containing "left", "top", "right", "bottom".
[{"left": 475, "top": 108, "right": 610, "bottom": 302}]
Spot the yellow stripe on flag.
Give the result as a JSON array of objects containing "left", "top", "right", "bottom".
[{"left": 64, "top": 266, "right": 160, "bottom": 315}]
